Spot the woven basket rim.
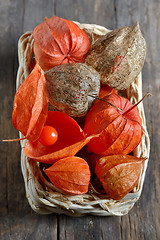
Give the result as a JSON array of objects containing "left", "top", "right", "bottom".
[{"left": 17, "top": 22, "right": 150, "bottom": 216}]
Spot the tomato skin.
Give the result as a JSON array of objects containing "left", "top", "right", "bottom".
[{"left": 38, "top": 125, "right": 58, "bottom": 146}]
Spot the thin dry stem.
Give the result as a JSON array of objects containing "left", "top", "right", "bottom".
[
  {"left": 88, "top": 94, "right": 123, "bottom": 112},
  {"left": 122, "top": 92, "right": 151, "bottom": 116},
  {"left": 2, "top": 137, "right": 26, "bottom": 142}
]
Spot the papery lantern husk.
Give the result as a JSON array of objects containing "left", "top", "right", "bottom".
[
  {"left": 85, "top": 22, "right": 146, "bottom": 90},
  {"left": 44, "top": 156, "right": 91, "bottom": 195},
  {"left": 45, "top": 63, "right": 100, "bottom": 117},
  {"left": 95, "top": 155, "right": 146, "bottom": 200}
]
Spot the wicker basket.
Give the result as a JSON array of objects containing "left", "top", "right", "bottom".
[{"left": 17, "top": 23, "right": 150, "bottom": 216}]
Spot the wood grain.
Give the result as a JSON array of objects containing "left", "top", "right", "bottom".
[{"left": 0, "top": 0, "right": 159, "bottom": 239}]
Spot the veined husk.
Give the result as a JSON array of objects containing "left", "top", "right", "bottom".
[{"left": 85, "top": 22, "right": 146, "bottom": 90}]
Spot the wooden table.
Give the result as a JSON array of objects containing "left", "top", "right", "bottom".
[{"left": 0, "top": 0, "right": 159, "bottom": 239}]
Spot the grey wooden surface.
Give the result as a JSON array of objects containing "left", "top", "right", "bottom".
[{"left": 0, "top": 0, "right": 159, "bottom": 239}]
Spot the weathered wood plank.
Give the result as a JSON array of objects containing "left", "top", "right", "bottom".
[
  {"left": 59, "top": 215, "right": 121, "bottom": 240},
  {"left": 0, "top": 0, "right": 28, "bottom": 216},
  {"left": 0, "top": 213, "right": 58, "bottom": 240},
  {"left": 0, "top": 0, "right": 58, "bottom": 239},
  {"left": 56, "top": 0, "right": 116, "bottom": 29},
  {"left": 22, "top": 0, "right": 56, "bottom": 32}
]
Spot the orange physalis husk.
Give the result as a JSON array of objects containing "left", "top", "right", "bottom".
[
  {"left": 25, "top": 111, "right": 97, "bottom": 164},
  {"left": 33, "top": 16, "right": 91, "bottom": 71},
  {"left": 44, "top": 156, "right": 91, "bottom": 195},
  {"left": 99, "top": 85, "right": 118, "bottom": 99},
  {"left": 95, "top": 155, "right": 146, "bottom": 200},
  {"left": 84, "top": 93, "right": 142, "bottom": 155},
  {"left": 12, "top": 63, "right": 49, "bottom": 142}
]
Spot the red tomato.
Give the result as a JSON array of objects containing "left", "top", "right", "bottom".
[{"left": 38, "top": 125, "right": 58, "bottom": 146}]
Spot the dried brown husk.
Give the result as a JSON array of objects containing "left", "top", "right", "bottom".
[
  {"left": 85, "top": 22, "right": 146, "bottom": 90},
  {"left": 45, "top": 63, "right": 100, "bottom": 117}
]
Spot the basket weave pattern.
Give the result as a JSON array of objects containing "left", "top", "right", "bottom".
[{"left": 17, "top": 23, "right": 150, "bottom": 216}]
